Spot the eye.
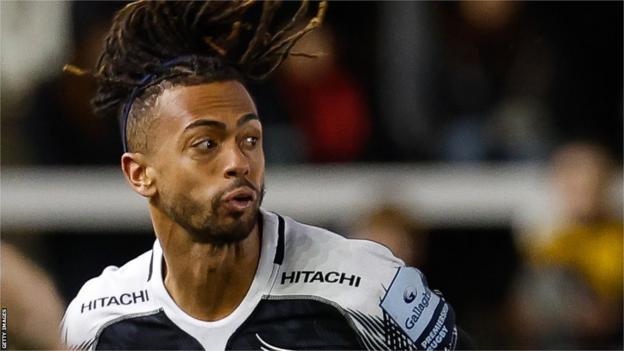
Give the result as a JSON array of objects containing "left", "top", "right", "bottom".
[
  {"left": 193, "top": 138, "right": 217, "bottom": 151},
  {"left": 243, "top": 136, "right": 259, "bottom": 148}
]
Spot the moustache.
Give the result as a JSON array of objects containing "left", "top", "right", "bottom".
[{"left": 218, "top": 178, "right": 261, "bottom": 200}]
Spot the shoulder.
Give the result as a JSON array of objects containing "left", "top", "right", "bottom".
[
  {"left": 274, "top": 215, "right": 459, "bottom": 350},
  {"left": 61, "top": 249, "right": 156, "bottom": 349},
  {"left": 274, "top": 215, "right": 409, "bottom": 301},
  {"left": 281, "top": 214, "right": 404, "bottom": 268},
  {"left": 277, "top": 214, "right": 406, "bottom": 291},
  {"left": 278, "top": 215, "right": 404, "bottom": 297}
]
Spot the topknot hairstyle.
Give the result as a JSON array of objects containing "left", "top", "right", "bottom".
[{"left": 65, "top": 0, "right": 327, "bottom": 152}]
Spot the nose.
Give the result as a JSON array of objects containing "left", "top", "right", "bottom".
[{"left": 223, "top": 144, "right": 250, "bottom": 179}]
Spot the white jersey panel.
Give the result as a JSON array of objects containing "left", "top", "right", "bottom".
[
  {"left": 61, "top": 251, "right": 156, "bottom": 349},
  {"left": 270, "top": 215, "right": 404, "bottom": 315}
]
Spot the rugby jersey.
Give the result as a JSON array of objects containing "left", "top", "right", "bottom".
[{"left": 61, "top": 209, "right": 459, "bottom": 350}]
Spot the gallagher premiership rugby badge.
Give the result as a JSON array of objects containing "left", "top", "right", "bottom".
[{"left": 380, "top": 267, "right": 456, "bottom": 350}]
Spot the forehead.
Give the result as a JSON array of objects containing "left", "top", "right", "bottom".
[{"left": 155, "top": 80, "right": 258, "bottom": 126}]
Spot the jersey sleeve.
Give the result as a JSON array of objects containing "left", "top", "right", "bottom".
[
  {"left": 60, "top": 266, "right": 120, "bottom": 350},
  {"left": 60, "top": 296, "right": 99, "bottom": 350},
  {"left": 382, "top": 266, "right": 457, "bottom": 350},
  {"left": 345, "top": 241, "right": 458, "bottom": 350}
]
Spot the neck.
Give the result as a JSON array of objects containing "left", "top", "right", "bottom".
[{"left": 152, "top": 208, "right": 262, "bottom": 321}]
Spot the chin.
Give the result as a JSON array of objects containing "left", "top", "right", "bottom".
[{"left": 190, "top": 207, "right": 259, "bottom": 245}]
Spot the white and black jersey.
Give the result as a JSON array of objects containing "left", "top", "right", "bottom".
[{"left": 61, "top": 210, "right": 462, "bottom": 350}]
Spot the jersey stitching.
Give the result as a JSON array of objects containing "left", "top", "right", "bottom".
[
  {"left": 266, "top": 262, "right": 282, "bottom": 297},
  {"left": 147, "top": 250, "right": 154, "bottom": 282},
  {"left": 379, "top": 267, "right": 401, "bottom": 306}
]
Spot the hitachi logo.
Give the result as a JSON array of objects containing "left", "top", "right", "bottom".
[
  {"left": 280, "top": 271, "right": 361, "bottom": 287},
  {"left": 80, "top": 289, "right": 149, "bottom": 314}
]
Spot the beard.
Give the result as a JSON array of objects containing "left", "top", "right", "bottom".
[{"left": 158, "top": 179, "right": 265, "bottom": 245}]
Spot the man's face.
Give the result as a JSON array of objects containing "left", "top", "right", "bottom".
[{"left": 145, "top": 80, "right": 265, "bottom": 244}]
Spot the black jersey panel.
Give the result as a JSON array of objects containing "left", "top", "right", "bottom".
[
  {"left": 273, "top": 214, "right": 285, "bottom": 264},
  {"left": 94, "top": 310, "right": 203, "bottom": 350},
  {"left": 226, "top": 297, "right": 364, "bottom": 350}
]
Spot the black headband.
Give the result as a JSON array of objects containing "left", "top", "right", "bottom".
[{"left": 120, "top": 55, "right": 217, "bottom": 152}]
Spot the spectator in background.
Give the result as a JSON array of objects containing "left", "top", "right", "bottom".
[
  {"left": 1, "top": 243, "right": 65, "bottom": 349},
  {"left": 434, "top": 1, "right": 555, "bottom": 162},
  {"left": 277, "top": 26, "right": 372, "bottom": 163},
  {"left": 507, "top": 141, "right": 622, "bottom": 349},
  {"left": 349, "top": 205, "right": 428, "bottom": 268},
  {"left": 22, "top": 1, "right": 124, "bottom": 165}
]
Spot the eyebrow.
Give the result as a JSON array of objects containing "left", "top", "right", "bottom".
[
  {"left": 183, "top": 113, "right": 260, "bottom": 132},
  {"left": 237, "top": 113, "right": 260, "bottom": 127}
]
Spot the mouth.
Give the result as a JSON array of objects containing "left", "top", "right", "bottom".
[{"left": 221, "top": 187, "right": 257, "bottom": 212}]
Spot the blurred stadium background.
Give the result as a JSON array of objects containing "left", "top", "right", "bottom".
[{"left": 1, "top": 1, "right": 622, "bottom": 349}]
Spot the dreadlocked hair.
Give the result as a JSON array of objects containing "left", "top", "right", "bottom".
[{"left": 65, "top": 0, "right": 326, "bottom": 153}]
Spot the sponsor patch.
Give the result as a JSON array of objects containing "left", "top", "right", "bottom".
[
  {"left": 379, "top": 267, "right": 441, "bottom": 344},
  {"left": 80, "top": 289, "right": 149, "bottom": 313},
  {"left": 280, "top": 271, "right": 361, "bottom": 287}
]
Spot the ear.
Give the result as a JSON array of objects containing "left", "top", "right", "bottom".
[{"left": 121, "top": 153, "right": 157, "bottom": 198}]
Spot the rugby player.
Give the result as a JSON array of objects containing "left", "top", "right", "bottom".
[{"left": 62, "top": 1, "right": 466, "bottom": 349}]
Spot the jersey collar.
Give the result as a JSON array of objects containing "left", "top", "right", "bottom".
[{"left": 147, "top": 209, "right": 281, "bottom": 336}]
